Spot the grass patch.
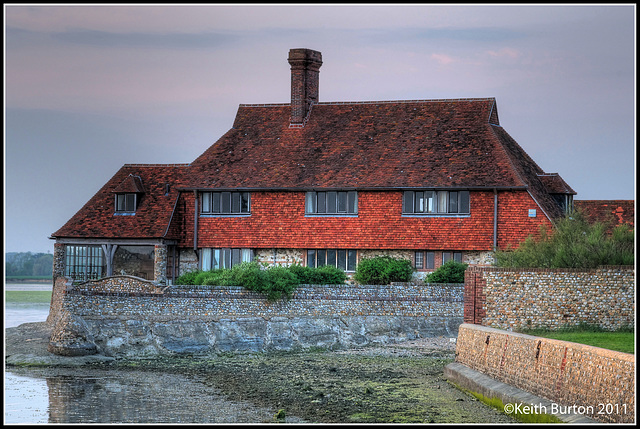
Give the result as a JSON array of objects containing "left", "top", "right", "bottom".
[
  {"left": 5, "top": 290, "right": 52, "bottom": 303},
  {"left": 465, "top": 390, "right": 563, "bottom": 423},
  {"left": 520, "top": 324, "right": 634, "bottom": 354}
]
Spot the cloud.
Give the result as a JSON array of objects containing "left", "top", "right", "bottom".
[
  {"left": 430, "top": 53, "right": 456, "bottom": 65},
  {"left": 486, "top": 47, "right": 520, "bottom": 59}
]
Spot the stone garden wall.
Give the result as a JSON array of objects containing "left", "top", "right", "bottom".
[
  {"left": 48, "top": 276, "right": 463, "bottom": 357},
  {"left": 451, "top": 324, "right": 635, "bottom": 423},
  {"left": 464, "top": 266, "right": 634, "bottom": 331}
]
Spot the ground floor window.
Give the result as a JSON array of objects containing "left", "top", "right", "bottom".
[
  {"left": 413, "top": 250, "right": 463, "bottom": 270},
  {"left": 200, "top": 248, "right": 254, "bottom": 270},
  {"left": 65, "top": 245, "right": 105, "bottom": 281},
  {"left": 307, "top": 249, "right": 357, "bottom": 272},
  {"left": 112, "top": 245, "right": 155, "bottom": 279}
]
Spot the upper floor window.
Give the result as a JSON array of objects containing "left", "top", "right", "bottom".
[
  {"left": 115, "top": 193, "right": 137, "bottom": 213},
  {"left": 403, "top": 190, "right": 470, "bottom": 215},
  {"left": 306, "top": 191, "right": 357, "bottom": 215},
  {"left": 201, "top": 191, "right": 250, "bottom": 215}
]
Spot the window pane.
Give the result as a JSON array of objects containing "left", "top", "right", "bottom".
[
  {"left": 425, "top": 191, "right": 436, "bottom": 213},
  {"left": 222, "top": 248, "right": 232, "bottom": 269},
  {"left": 202, "top": 192, "right": 211, "bottom": 213},
  {"left": 348, "top": 191, "right": 357, "bottom": 213},
  {"left": 212, "top": 192, "right": 221, "bottom": 213},
  {"left": 212, "top": 249, "right": 220, "bottom": 269},
  {"left": 201, "top": 248, "right": 212, "bottom": 270},
  {"left": 415, "top": 251, "right": 423, "bottom": 269},
  {"left": 232, "top": 192, "right": 241, "bottom": 213},
  {"left": 347, "top": 250, "right": 357, "bottom": 271},
  {"left": 221, "top": 192, "right": 231, "bottom": 213},
  {"left": 415, "top": 191, "right": 424, "bottom": 213},
  {"left": 459, "top": 191, "right": 470, "bottom": 213},
  {"left": 231, "top": 248, "right": 241, "bottom": 267},
  {"left": 442, "top": 252, "right": 451, "bottom": 264},
  {"left": 327, "top": 249, "right": 336, "bottom": 267},
  {"left": 454, "top": 252, "right": 462, "bottom": 263},
  {"left": 337, "top": 250, "right": 347, "bottom": 271},
  {"left": 426, "top": 252, "right": 435, "bottom": 269},
  {"left": 306, "top": 192, "right": 316, "bottom": 214},
  {"left": 307, "top": 249, "right": 316, "bottom": 268},
  {"left": 337, "top": 192, "right": 347, "bottom": 213},
  {"left": 116, "top": 194, "right": 125, "bottom": 211},
  {"left": 317, "top": 192, "right": 326, "bottom": 214},
  {"left": 327, "top": 191, "right": 337, "bottom": 213},
  {"left": 317, "top": 249, "right": 326, "bottom": 267},
  {"left": 404, "top": 191, "right": 414, "bottom": 213},
  {"left": 449, "top": 191, "right": 458, "bottom": 213},
  {"left": 437, "top": 191, "right": 448, "bottom": 213},
  {"left": 241, "top": 192, "right": 250, "bottom": 213}
]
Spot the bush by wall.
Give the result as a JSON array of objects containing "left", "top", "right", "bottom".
[
  {"left": 427, "top": 261, "right": 468, "bottom": 283},
  {"left": 353, "top": 256, "right": 413, "bottom": 285},
  {"left": 494, "top": 210, "right": 634, "bottom": 268}
]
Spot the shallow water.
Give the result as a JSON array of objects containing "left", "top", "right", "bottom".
[{"left": 4, "top": 283, "right": 292, "bottom": 423}]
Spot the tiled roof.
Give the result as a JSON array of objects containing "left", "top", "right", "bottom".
[
  {"left": 51, "top": 164, "right": 189, "bottom": 240},
  {"left": 574, "top": 200, "right": 635, "bottom": 232},
  {"left": 186, "top": 98, "right": 530, "bottom": 190}
]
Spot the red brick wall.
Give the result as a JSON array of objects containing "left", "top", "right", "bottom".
[{"left": 186, "top": 190, "right": 551, "bottom": 251}]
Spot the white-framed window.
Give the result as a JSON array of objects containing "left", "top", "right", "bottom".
[
  {"left": 200, "top": 248, "right": 254, "bottom": 270},
  {"left": 307, "top": 249, "right": 357, "bottom": 271},
  {"left": 201, "top": 192, "right": 250, "bottom": 215},
  {"left": 403, "top": 190, "right": 470, "bottom": 215},
  {"left": 306, "top": 191, "right": 357, "bottom": 215},
  {"left": 115, "top": 193, "right": 137, "bottom": 213}
]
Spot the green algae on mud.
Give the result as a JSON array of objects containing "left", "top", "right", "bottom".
[{"left": 96, "top": 350, "right": 516, "bottom": 424}]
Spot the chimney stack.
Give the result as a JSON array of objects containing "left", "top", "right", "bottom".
[{"left": 288, "top": 48, "right": 322, "bottom": 125}]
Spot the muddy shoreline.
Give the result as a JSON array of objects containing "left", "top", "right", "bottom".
[{"left": 6, "top": 322, "right": 516, "bottom": 423}]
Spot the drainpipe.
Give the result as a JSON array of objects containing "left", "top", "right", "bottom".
[
  {"left": 493, "top": 189, "right": 498, "bottom": 251},
  {"left": 193, "top": 190, "right": 199, "bottom": 252}
]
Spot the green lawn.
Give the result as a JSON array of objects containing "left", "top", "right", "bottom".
[
  {"left": 5, "top": 290, "right": 52, "bottom": 303},
  {"left": 520, "top": 327, "right": 635, "bottom": 354}
]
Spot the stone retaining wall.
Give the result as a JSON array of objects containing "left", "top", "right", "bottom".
[
  {"left": 48, "top": 276, "right": 463, "bottom": 357},
  {"left": 464, "top": 266, "right": 634, "bottom": 331},
  {"left": 452, "top": 324, "right": 635, "bottom": 423}
]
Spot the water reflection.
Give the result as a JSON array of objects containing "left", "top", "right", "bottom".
[{"left": 8, "top": 366, "right": 284, "bottom": 423}]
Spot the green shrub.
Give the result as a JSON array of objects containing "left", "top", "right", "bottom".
[
  {"left": 426, "top": 260, "right": 468, "bottom": 283},
  {"left": 262, "top": 266, "right": 299, "bottom": 300},
  {"left": 175, "top": 269, "right": 203, "bottom": 285},
  {"left": 354, "top": 256, "right": 413, "bottom": 285},
  {"left": 495, "top": 210, "right": 634, "bottom": 268},
  {"left": 288, "top": 264, "right": 347, "bottom": 285}
]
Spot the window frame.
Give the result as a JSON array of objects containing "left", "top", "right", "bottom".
[
  {"left": 65, "top": 245, "right": 105, "bottom": 281},
  {"left": 403, "top": 190, "right": 470, "bottom": 216},
  {"left": 305, "top": 191, "right": 358, "bottom": 216},
  {"left": 200, "top": 191, "right": 251, "bottom": 216},
  {"left": 414, "top": 251, "right": 435, "bottom": 270},
  {"left": 307, "top": 249, "right": 357, "bottom": 272},
  {"left": 115, "top": 193, "right": 137, "bottom": 213},
  {"left": 200, "top": 247, "right": 254, "bottom": 270}
]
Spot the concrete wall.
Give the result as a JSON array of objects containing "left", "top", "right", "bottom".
[
  {"left": 464, "top": 266, "right": 634, "bottom": 331},
  {"left": 452, "top": 324, "right": 635, "bottom": 423},
  {"left": 48, "top": 276, "right": 463, "bottom": 357}
]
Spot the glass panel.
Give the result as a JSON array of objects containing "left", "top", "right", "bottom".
[
  {"left": 404, "top": 191, "right": 414, "bottom": 213},
  {"left": 232, "top": 192, "right": 241, "bottom": 213},
  {"left": 116, "top": 194, "right": 125, "bottom": 211},
  {"left": 316, "top": 249, "right": 326, "bottom": 267},
  {"left": 337, "top": 192, "right": 347, "bottom": 213},
  {"left": 307, "top": 249, "right": 316, "bottom": 268},
  {"left": 221, "top": 192, "right": 231, "bottom": 213},
  {"left": 415, "top": 191, "right": 424, "bottom": 213},
  {"left": 426, "top": 252, "right": 435, "bottom": 269},
  {"left": 347, "top": 250, "right": 357, "bottom": 272},
  {"left": 241, "top": 248, "right": 253, "bottom": 263},
  {"left": 212, "top": 193, "right": 221, "bottom": 213},
  {"left": 454, "top": 252, "right": 462, "bottom": 263},
  {"left": 337, "top": 250, "right": 347, "bottom": 271},
  {"left": 437, "top": 191, "right": 448, "bottom": 213},
  {"left": 326, "top": 249, "right": 336, "bottom": 267},
  {"left": 459, "top": 191, "right": 470, "bottom": 213},
  {"left": 222, "top": 248, "right": 232, "bottom": 269},
  {"left": 348, "top": 191, "right": 357, "bottom": 213},
  {"left": 327, "top": 191, "right": 337, "bottom": 213},
  {"left": 317, "top": 192, "right": 326, "bottom": 214},
  {"left": 202, "top": 192, "right": 211, "bottom": 214},
  {"left": 415, "top": 251, "right": 423, "bottom": 269},
  {"left": 231, "top": 248, "right": 241, "bottom": 267},
  {"left": 241, "top": 192, "right": 250, "bottom": 213},
  {"left": 201, "top": 248, "right": 212, "bottom": 270},
  {"left": 306, "top": 192, "right": 316, "bottom": 214},
  {"left": 442, "top": 252, "right": 452, "bottom": 264},
  {"left": 212, "top": 249, "right": 220, "bottom": 270},
  {"left": 449, "top": 191, "right": 458, "bottom": 213},
  {"left": 425, "top": 191, "right": 436, "bottom": 213}
]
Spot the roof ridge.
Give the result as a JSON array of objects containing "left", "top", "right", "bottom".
[{"left": 238, "top": 97, "right": 496, "bottom": 108}]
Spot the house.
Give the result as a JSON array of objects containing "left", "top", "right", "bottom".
[
  {"left": 51, "top": 48, "right": 577, "bottom": 284},
  {"left": 573, "top": 200, "right": 634, "bottom": 234}
]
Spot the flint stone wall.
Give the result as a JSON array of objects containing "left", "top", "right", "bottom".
[{"left": 48, "top": 276, "right": 463, "bottom": 357}]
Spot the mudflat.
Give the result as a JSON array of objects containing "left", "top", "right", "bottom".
[{"left": 5, "top": 322, "right": 515, "bottom": 423}]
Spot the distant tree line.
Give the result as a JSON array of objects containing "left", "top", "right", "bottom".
[{"left": 5, "top": 252, "right": 53, "bottom": 278}]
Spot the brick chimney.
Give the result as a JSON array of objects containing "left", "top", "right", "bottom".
[{"left": 288, "top": 48, "right": 322, "bottom": 125}]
